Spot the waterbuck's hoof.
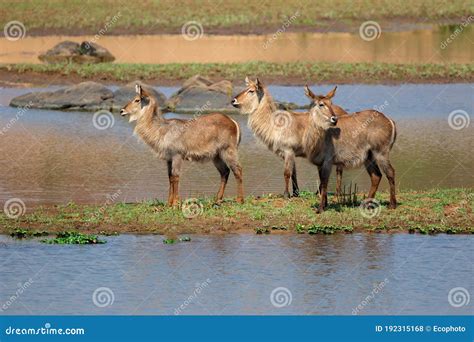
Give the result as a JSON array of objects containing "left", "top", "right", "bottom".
[
  {"left": 236, "top": 197, "right": 244, "bottom": 204},
  {"left": 388, "top": 202, "right": 397, "bottom": 209},
  {"left": 315, "top": 206, "right": 325, "bottom": 214},
  {"left": 292, "top": 191, "right": 300, "bottom": 198},
  {"left": 283, "top": 191, "right": 290, "bottom": 199}
]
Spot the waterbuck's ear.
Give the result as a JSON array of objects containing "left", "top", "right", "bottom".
[
  {"left": 304, "top": 85, "right": 316, "bottom": 99},
  {"left": 135, "top": 84, "right": 142, "bottom": 96},
  {"left": 255, "top": 78, "right": 263, "bottom": 90},
  {"left": 326, "top": 86, "right": 337, "bottom": 99},
  {"left": 245, "top": 76, "right": 251, "bottom": 86}
]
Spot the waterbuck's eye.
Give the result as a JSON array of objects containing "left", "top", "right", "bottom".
[
  {"left": 248, "top": 89, "right": 254, "bottom": 94},
  {"left": 135, "top": 99, "right": 140, "bottom": 103}
]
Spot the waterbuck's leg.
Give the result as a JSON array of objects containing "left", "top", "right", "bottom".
[
  {"left": 335, "top": 165, "right": 343, "bottom": 198},
  {"left": 374, "top": 155, "right": 397, "bottom": 209},
  {"left": 221, "top": 149, "right": 244, "bottom": 204},
  {"left": 166, "top": 160, "right": 174, "bottom": 206},
  {"left": 291, "top": 163, "right": 299, "bottom": 197},
  {"left": 283, "top": 152, "right": 296, "bottom": 199},
  {"left": 364, "top": 157, "right": 382, "bottom": 199},
  {"left": 213, "top": 156, "right": 230, "bottom": 203},
  {"left": 317, "top": 166, "right": 327, "bottom": 208},
  {"left": 170, "top": 156, "right": 183, "bottom": 207},
  {"left": 316, "top": 163, "right": 332, "bottom": 213}
]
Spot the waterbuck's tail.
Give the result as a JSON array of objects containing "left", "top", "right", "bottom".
[
  {"left": 229, "top": 117, "right": 241, "bottom": 146},
  {"left": 388, "top": 117, "right": 397, "bottom": 150}
]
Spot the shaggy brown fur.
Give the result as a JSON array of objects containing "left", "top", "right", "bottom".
[{"left": 121, "top": 85, "right": 244, "bottom": 206}]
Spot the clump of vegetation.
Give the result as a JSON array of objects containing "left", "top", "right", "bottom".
[
  {"left": 163, "top": 236, "right": 192, "bottom": 244},
  {"left": 42, "top": 231, "right": 106, "bottom": 244},
  {"left": 296, "top": 224, "right": 353, "bottom": 234},
  {"left": 10, "top": 229, "right": 48, "bottom": 239},
  {"left": 255, "top": 227, "right": 271, "bottom": 234}
]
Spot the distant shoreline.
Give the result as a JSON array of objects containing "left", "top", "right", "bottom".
[{"left": 1, "top": 62, "right": 473, "bottom": 88}]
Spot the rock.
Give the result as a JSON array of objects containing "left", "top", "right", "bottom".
[
  {"left": 10, "top": 82, "right": 114, "bottom": 111},
  {"left": 112, "top": 81, "right": 167, "bottom": 111},
  {"left": 166, "top": 75, "right": 237, "bottom": 114},
  {"left": 38, "top": 41, "right": 115, "bottom": 64}
]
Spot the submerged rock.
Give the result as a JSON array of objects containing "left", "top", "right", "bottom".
[
  {"left": 9, "top": 81, "right": 167, "bottom": 113},
  {"left": 10, "top": 82, "right": 114, "bottom": 111},
  {"left": 38, "top": 41, "right": 115, "bottom": 64},
  {"left": 166, "top": 75, "right": 237, "bottom": 114}
]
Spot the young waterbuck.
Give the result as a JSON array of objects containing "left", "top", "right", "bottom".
[
  {"left": 231, "top": 77, "right": 348, "bottom": 198},
  {"left": 121, "top": 85, "right": 244, "bottom": 206},
  {"left": 232, "top": 77, "right": 307, "bottom": 198},
  {"left": 303, "top": 86, "right": 397, "bottom": 213}
]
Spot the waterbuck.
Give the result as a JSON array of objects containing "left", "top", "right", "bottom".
[
  {"left": 303, "top": 86, "right": 397, "bottom": 213},
  {"left": 232, "top": 77, "right": 307, "bottom": 198},
  {"left": 121, "top": 85, "right": 244, "bottom": 206},
  {"left": 231, "top": 77, "right": 348, "bottom": 198}
]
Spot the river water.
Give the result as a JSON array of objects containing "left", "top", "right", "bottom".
[{"left": 0, "top": 233, "right": 472, "bottom": 315}]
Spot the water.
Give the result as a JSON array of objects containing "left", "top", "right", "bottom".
[
  {"left": 0, "top": 26, "right": 472, "bottom": 64},
  {"left": 0, "top": 233, "right": 472, "bottom": 315},
  {"left": 0, "top": 84, "right": 473, "bottom": 206}
]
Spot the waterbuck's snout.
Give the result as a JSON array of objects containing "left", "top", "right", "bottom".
[
  {"left": 231, "top": 98, "right": 240, "bottom": 108},
  {"left": 120, "top": 108, "right": 127, "bottom": 116},
  {"left": 330, "top": 115, "right": 338, "bottom": 125}
]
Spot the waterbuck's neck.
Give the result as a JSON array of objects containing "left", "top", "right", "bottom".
[
  {"left": 247, "top": 90, "right": 278, "bottom": 141},
  {"left": 134, "top": 97, "right": 165, "bottom": 147},
  {"left": 303, "top": 118, "right": 328, "bottom": 157}
]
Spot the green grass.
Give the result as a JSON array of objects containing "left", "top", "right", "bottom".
[
  {"left": 0, "top": 0, "right": 471, "bottom": 34},
  {"left": 2, "top": 62, "right": 473, "bottom": 83},
  {"left": 1, "top": 188, "right": 472, "bottom": 236},
  {"left": 41, "top": 231, "right": 106, "bottom": 244}
]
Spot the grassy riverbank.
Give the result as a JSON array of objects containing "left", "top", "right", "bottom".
[
  {"left": 1, "top": 188, "right": 472, "bottom": 237},
  {"left": 0, "top": 0, "right": 471, "bottom": 35},
  {"left": 2, "top": 62, "right": 473, "bottom": 86}
]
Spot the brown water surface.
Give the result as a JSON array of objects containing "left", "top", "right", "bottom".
[{"left": 0, "top": 26, "right": 472, "bottom": 64}]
